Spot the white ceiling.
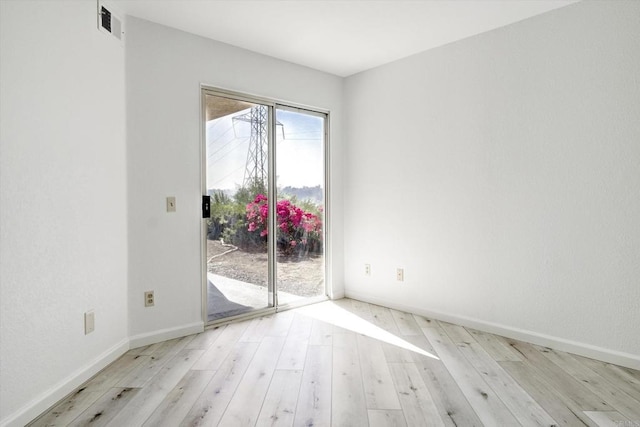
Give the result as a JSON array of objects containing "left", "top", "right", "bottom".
[{"left": 112, "top": 0, "right": 579, "bottom": 77}]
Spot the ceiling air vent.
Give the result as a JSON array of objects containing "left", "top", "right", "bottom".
[{"left": 97, "top": 1, "right": 123, "bottom": 41}]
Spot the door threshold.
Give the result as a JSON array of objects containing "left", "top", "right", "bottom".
[
  {"left": 204, "top": 295, "right": 329, "bottom": 329},
  {"left": 205, "top": 306, "right": 276, "bottom": 328},
  {"left": 277, "top": 295, "right": 329, "bottom": 312}
]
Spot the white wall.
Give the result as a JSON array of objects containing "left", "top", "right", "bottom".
[
  {"left": 3, "top": 1, "right": 636, "bottom": 424},
  {"left": 126, "top": 18, "right": 344, "bottom": 340},
  {"left": 0, "top": 1, "right": 128, "bottom": 425},
  {"left": 344, "top": 1, "right": 640, "bottom": 367}
]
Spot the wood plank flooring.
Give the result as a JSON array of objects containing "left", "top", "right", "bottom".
[{"left": 29, "top": 299, "right": 640, "bottom": 426}]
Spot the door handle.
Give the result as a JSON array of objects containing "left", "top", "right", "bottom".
[{"left": 202, "top": 195, "right": 211, "bottom": 218}]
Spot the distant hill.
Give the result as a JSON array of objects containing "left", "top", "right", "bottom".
[
  {"left": 280, "top": 185, "right": 323, "bottom": 203},
  {"left": 209, "top": 185, "right": 323, "bottom": 204}
]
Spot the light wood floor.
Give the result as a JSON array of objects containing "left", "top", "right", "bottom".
[{"left": 30, "top": 299, "right": 640, "bottom": 426}]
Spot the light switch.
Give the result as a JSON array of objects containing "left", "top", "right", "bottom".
[{"left": 166, "top": 196, "right": 176, "bottom": 212}]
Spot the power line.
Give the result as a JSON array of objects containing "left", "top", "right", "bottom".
[
  {"left": 233, "top": 106, "right": 272, "bottom": 188},
  {"left": 208, "top": 139, "right": 249, "bottom": 166},
  {"left": 277, "top": 138, "right": 323, "bottom": 141},
  {"left": 281, "top": 131, "right": 323, "bottom": 136},
  {"left": 206, "top": 117, "right": 225, "bottom": 134},
  {"left": 208, "top": 135, "right": 248, "bottom": 159},
  {"left": 210, "top": 164, "right": 245, "bottom": 188},
  {"left": 207, "top": 125, "right": 238, "bottom": 157},
  {"left": 210, "top": 105, "right": 288, "bottom": 190}
]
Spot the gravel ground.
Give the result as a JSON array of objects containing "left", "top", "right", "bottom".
[{"left": 207, "top": 240, "right": 324, "bottom": 297}]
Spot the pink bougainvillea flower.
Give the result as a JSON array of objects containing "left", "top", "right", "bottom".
[{"left": 246, "top": 196, "right": 322, "bottom": 251}]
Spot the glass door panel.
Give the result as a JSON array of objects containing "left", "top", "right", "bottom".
[
  {"left": 204, "top": 93, "right": 272, "bottom": 322},
  {"left": 275, "top": 107, "right": 326, "bottom": 305}
]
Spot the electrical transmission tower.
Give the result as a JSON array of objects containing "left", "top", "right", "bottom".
[{"left": 233, "top": 106, "right": 283, "bottom": 189}]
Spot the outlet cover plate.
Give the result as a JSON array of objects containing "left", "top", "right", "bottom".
[
  {"left": 84, "top": 311, "right": 95, "bottom": 335},
  {"left": 145, "top": 290, "right": 155, "bottom": 307}
]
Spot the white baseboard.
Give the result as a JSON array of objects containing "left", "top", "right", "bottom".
[
  {"left": 129, "top": 322, "right": 204, "bottom": 349},
  {"left": 344, "top": 291, "right": 640, "bottom": 371},
  {"left": 3, "top": 322, "right": 206, "bottom": 427},
  {"left": 1, "top": 338, "right": 129, "bottom": 427},
  {"left": 330, "top": 290, "right": 345, "bottom": 300}
]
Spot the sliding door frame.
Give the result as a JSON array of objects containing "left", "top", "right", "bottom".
[{"left": 200, "top": 85, "right": 330, "bottom": 326}]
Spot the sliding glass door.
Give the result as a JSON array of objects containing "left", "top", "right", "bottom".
[
  {"left": 275, "top": 107, "right": 326, "bottom": 306},
  {"left": 202, "top": 89, "right": 327, "bottom": 323},
  {"left": 203, "top": 93, "right": 271, "bottom": 322}
]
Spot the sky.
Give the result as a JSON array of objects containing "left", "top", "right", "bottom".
[{"left": 206, "top": 108, "right": 324, "bottom": 192}]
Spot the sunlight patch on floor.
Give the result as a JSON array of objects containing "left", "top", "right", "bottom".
[{"left": 295, "top": 301, "right": 439, "bottom": 360}]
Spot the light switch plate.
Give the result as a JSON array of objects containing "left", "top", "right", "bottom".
[{"left": 166, "top": 196, "right": 176, "bottom": 212}]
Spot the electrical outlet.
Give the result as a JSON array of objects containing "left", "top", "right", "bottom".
[
  {"left": 166, "top": 196, "right": 176, "bottom": 212},
  {"left": 396, "top": 268, "right": 404, "bottom": 282},
  {"left": 84, "top": 311, "right": 95, "bottom": 335},
  {"left": 365, "top": 263, "right": 371, "bottom": 276},
  {"left": 144, "top": 290, "right": 155, "bottom": 307}
]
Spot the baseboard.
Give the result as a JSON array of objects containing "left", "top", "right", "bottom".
[
  {"left": 128, "top": 321, "right": 204, "bottom": 349},
  {"left": 1, "top": 338, "right": 129, "bottom": 427},
  {"left": 3, "top": 322, "right": 206, "bottom": 427},
  {"left": 330, "top": 290, "right": 345, "bottom": 300},
  {"left": 344, "top": 291, "right": 640, "bottom": 371}
]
